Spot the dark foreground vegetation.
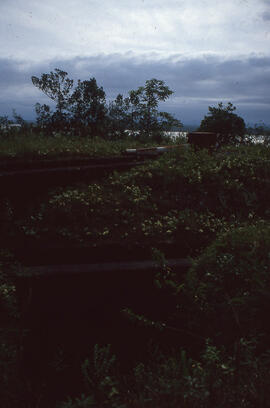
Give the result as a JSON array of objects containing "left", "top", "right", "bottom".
[
  {"left": 0, "top": 70, "right": 270, "bottom": 407},
  {"left": 0, "top": 138, "right": 270, "bottom": 407}
]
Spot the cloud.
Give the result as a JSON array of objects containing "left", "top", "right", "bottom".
[
  {"left": 262, "top": 11, "right": 270, "bottom": 21},
  {"left": 0, "top": 53, "right": 269, "bottom": 124},
  {"left": 1, "top": 0, "right": 270, "bottom": 125},
  {"left": 1, "top": 0, "right": 270, "bottom": 62}
]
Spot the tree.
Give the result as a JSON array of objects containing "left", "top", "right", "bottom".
[
  {"left": 107, "top": 94, "right": 131, "bottom": 138},
  {"left": 12, "top": 109, "right": 26, "bottom": 127},
  {"left": 127, "top": 79, "right": 182, "bottom": 141},
  {"left": 69, "top": 78, "right": 107, "bottom": 136},
  {"left": 32, "top": 69, "right": 73, "bottom": 131},
  {"left": 198, "top": 102, "right": 246, "bottom": 146},
  {"left": 31, "top": 70, "right": 181, "bottom": 139},
  {"left": 34, "top": 103, "right": 54, "bottom": 133},
  {"left": 32, "top": 69, "right": 73, "bottom": 114},
  {"left": 0, "top": 115, "right": 9, "bottom": 134},
  {"left": 32, "top": 69, "right": 107, "bottom": 136}
]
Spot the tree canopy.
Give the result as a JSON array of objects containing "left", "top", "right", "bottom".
[
  {"left": 32, "top": 69, "right": 73, "bottom": 115},
  {"left": 32, "top": 69, "right": 181, "bottom": 139},
  {"left": 128, "top": 79, "right": 182, "bottom": 140},
  {"left": 198, "top": 102, "right": 246, "bottom": 146}
]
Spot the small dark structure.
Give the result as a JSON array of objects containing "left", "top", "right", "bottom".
[{"left": 187, "top": 132, "right": 217, "bottom": 151}]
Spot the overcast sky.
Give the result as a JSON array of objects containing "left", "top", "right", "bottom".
[{"left": 0, "top": 0, "right": 269, "bottom": 125}]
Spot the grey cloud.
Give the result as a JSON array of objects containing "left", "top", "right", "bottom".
[
  {"left": 0, "top": 53, "right": 269, "bottom": 125},
  {"left": 0, "top": 59, "right": 32, "bottom": 88},
  {"left": 262, "top": 11, "right": 270, "bottom": 20}
]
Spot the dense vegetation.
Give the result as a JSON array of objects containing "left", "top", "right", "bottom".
[
  {"left": 30, "top": 69, "right": 182, "bottom": 141},
  {"left": 0, "top": 139, "right": 270, "bottom": 407},
  {"left": 198, "top": 102, "right": 246, "bottom": 146},
  {"left": 0, "top": 70, "right": 270, "bottom": 407},
  {"left": 0, "top": 132, "right": 161, "bottom": 162},
  {"left": 11, "top": 145, "right": 269, "bottom": 248}
]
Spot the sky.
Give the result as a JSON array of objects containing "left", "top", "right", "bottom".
[{"left": 0, "top": 0, "right": 270, "bottom": 126}]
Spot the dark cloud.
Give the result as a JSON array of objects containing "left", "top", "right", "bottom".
[
  {"left": 0, "top": 53, "right": 269, "bottom": 125},
  {"left": 0, "top": 59, "right": 32, "bottom": 87},
  {"left": 262, "top": 11, "right": 270, "bottom": 21}
]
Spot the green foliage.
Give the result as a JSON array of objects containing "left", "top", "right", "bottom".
[
  {"left": 32, "top": 69, "right": 73, "bottom": 132},
  {"left": 0, "top": 251, "right": 18, "bottom": 320},
  {"left": 107, "top": 78, "right": 182, "bottom": 142},
  {"left": 32, "top": 69, "right": 108, "bottom": 136},
  {"left": 0, "top": 133, "right": 149, "bottom": 161},
  {"left": 58, "top": 341, "right": 270, "bottom": 408},
  {"left": 107, "top": 93, "right": 133, "bottom": 138},
  {"left": 31, "top": 69, "right": 181, "bottom": 139},
  {"left": 59, "top": 345, "right": 119, "bottom": 408},
  {"left": 199, "top": 102, "right": 246, "bottom": 146},
  {"left": 35, "top": 103, "right": 54, "bottom": 132},
  {"left": 12, "top": 109, "right": 26, "bottom": 127},
  {"left": 69, "top": 78, "right": 107, "bottom": 136},
  {"left": 16, "top": 145, "right": 270, "bottom": 255},
  {"left": 82, "top": 344, "right": 116, "bottom": 391},
  {"left": 1, "top": 138, "right": 270, "bottom": 406},
  {"left": 32, "top": 68, "right": 73, "bottom": 113},
  {"left": 187, "top": 224, "right": 270, "bottom": 342},
  {"left": 127, "top": 78, "right": 182, "bottom": 141},
  {"left": 58, "top": 394, "right": 95, "bottom": 408},
  {"left": 0, "top": 251, "right": 20, "bottom": 408},
  {"left": 0, "top": 115, "right": 9, "bottom": 127}
]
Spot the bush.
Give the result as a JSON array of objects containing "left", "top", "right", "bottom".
[
  {"left": 0, "top": 251, "right": 20, "bottom": 408},
  {"left": 187, "top": 224, "right": 270, "bottom": 345},
  {"left": 58, "top": 341, "right": 270, "bottom": 408},
  {"left": 17, "top": 145, "right": 270, "bottom": 256},
  {"left": 1, "top": 144, "right": 270, "bottom": 406}
]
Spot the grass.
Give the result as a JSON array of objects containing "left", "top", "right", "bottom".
[{"left": 0, "top": 132, "right": 162, "bottom": 162}]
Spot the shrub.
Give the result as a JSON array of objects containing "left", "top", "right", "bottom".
[
  {"left": 187, "top": 224, "right": 270, "bottom": 345},
  {"left": 0, "top": 251, "right": 20, "bottom": 408},
  {"left": 19, "top": 145, "right": 270, "bottom": 254},
  {"left": 58, "top": 341, "right": 270, "bottom": 408}
]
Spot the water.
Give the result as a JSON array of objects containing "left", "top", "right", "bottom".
[
  {"left": 166, "top": 132, "right": 267, "bottom": 144},
  {"left": 126, "top": 130, "right": 267, "bottom": 144},
  {"left": 125, "top": 130, "right": 187, "bottom": 140}
]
